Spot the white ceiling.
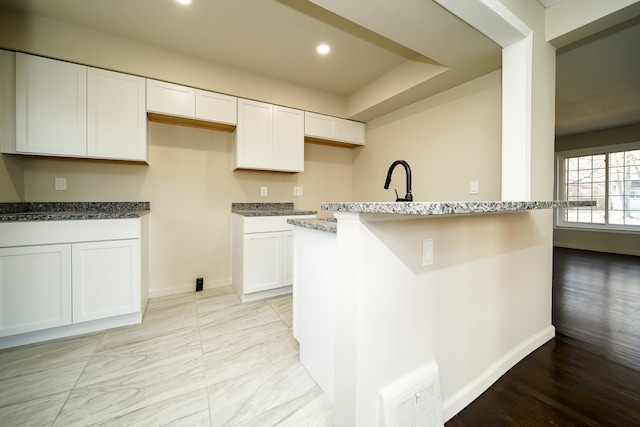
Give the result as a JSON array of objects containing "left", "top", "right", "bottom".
[
  {"left": 0, "top": 0, "right": 501, "bottom": 121},
  {"left": 555, "top": 16, "right": 640, "bottom": 136},
  {"left": 0, "top": 0, "right": 637, "bottom": 134}
]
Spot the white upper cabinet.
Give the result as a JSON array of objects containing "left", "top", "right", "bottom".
[
  {"left": 14, "top": 53, "right": 147, "bottom": 162},
  {"left": 274, "top": 105, "right": 305, "bottom": 171},
  {"left": 234, "top": 98, "right": 304, "bottom": 172},
  {"left": 146, "top": 78, "right": 237, "bottom": 130},
  {"left": 234, "top": 98, "right": 272, "bottom": 170},
  {"left": 146, "top": 79, "right": 195, "bottom": 118},
  {"left": 88, "top": 67, "right": 147, "bottom": 161},
  {"left": 195, "top": 89, "right": 237, "bottom": 126},
  {"left": 304, "top": 111, "right": 366, "bottom": 146},
  {"left": 16, "top": 53, "right": 87, "bottom": 156}
]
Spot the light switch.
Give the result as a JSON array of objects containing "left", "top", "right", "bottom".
[
  {"left": 470, "top": 181, "right": 479, "bottom": 194},
  {"left": 293, "top": 186, "right": 303, "bottom": 196}
]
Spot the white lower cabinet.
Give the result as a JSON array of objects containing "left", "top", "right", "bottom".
[
  {"left": 243, "top": 231, "right": 286, "bottom": 294},
  {"left": 0, "top": 219, "right": 146, "bottom": 349},
  {"left": 72, "top": 239, "right": 141, "bottom": 323},
  {"left": 232, "top": 214, "right": 313, "bottom": 302},
  {"left": 0, "top": 245, "right": 72, "bottom": 337}
]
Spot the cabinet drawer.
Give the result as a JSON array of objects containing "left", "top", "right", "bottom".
[
  {"left": 146, "top": 79, "right": 195, "bottom": 117},
  {"left": 0, "top": 219, "right": 140, "bottom": 248}
]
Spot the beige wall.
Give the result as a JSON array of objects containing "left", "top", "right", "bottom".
[
  {"left": 554, "top": 123, "right": 640, "bottom": 255},
  {"left": 0, "top": 154, "right": 23, "bottom": 201},
  {"left": 353, "top": 71, "right": 502, "bottom": 201},
  {"left": 20, "top": 124, "right": 353, "bottom": 296}
]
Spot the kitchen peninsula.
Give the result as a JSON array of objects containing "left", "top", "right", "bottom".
[{"left": 291, "top": 200, "right": 594, "bottom": 425}]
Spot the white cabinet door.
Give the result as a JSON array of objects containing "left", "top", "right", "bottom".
[
  {"left": 196, "top": 89, "right": 237, "bottom": 125},
  {"left": 234, "top": 98, "right": 273, "bottom": 170},
  {"left": 274, "top": 106, "right": 304, "bottom": 172},
  {"left": 243, "top": 232, "right": 283, "bottom": 294},
  {"left": 235, "top": 99, "right": 304, "bottom": 172},
  {"left": 304, "top": 112, "right": 335, "bottom": 140},
  {"left": 304, "top": 111, "right": 366, "bottom": 146},
  {"left": 146, "top": 79, "right": 195, "bottom": 117},
  {"left": 0, "top": 50, "right": 16, "bottom": 154},
  {"left": 87, "top": 68, "right": 147, "bottom": 161},
  {"left": 72, "top": 239, "right": 141, "bottom": 323},
  {"left": 336, "top": 118, "right": 366, "bottom": 145},
  {"left": 16, "top": 53, "right": 87, "bottom": 156},
  {"left": 0, "top": 244, "right": 72, "bottom": 337}
]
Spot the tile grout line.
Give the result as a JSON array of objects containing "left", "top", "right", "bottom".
[
  {"left": 51, "top": 330, "right": 107, "bottom": 426},
  {"left": 194, "top": 291, "right": 215, "bottom": 427}
]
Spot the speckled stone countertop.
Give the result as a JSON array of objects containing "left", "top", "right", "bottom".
[
  {"left": 231, "top": 202, "right": 317, "bottom": 217},
  {"left": 320, "top": 200, "right": 595, "bottom": 216},
  {"left": 0, "top": 202, "right": 150, "bottom": 222},
  {"left": 288, "top": 217, "right": 337, "bottom": 234}
]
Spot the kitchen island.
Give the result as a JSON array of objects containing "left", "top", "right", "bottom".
[{"left": 291, "top": 200, "right": 593, "bottom": 425}]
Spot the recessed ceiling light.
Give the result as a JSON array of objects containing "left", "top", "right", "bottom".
[
  {"left": 316, "top": 44, "right": 330, "bottom": 55},
  {"left": 176, "top": 0, "right": 193, "bottom": 5}
]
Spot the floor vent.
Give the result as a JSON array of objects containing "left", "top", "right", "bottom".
[{"left": 379, "top": 360, "right": 443, "bottom": 427}]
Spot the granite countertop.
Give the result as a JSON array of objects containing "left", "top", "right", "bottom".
[
  {"left": 288, "top": 217, "right": 337, "bottom": 234},
  {"left": 231, "top": 202, "right": 317, "bottom": 217},
  {"left": 320, "top": 200, "right": 596, "bottom": 216},
  {"left": 0, "top": 202, "right": 150, "bottom": 222}
]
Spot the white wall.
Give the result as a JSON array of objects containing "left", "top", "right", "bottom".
[{"left": 333, "top": 210, "right": 554, "bottom": 425}]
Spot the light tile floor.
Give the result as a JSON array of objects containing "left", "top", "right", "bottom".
[{"left": 0, "top": 286, "right": 334, "bottom": 426}]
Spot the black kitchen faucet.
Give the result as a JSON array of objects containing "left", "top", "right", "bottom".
[{"left": 384, "top": 160, "right": 413, "bottom": 202}]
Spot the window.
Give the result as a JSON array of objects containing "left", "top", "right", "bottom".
[{"left": 556, "top": 144, "right": 640, "bottom": 230}]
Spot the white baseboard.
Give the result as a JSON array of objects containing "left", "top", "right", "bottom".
[
  {"left": 442, "top": 325, "right": 555, "bottom": 422},
  {"left": 0, "top": 312, "right": 143, "bottom": 350},
  {"left": 148, "top": 277, "right": 232, "bottom": 299}
]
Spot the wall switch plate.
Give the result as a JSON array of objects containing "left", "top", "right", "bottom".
[
  {"left": 422, "top": 239, "right": 433, "bottom": 266},
  {"left": 55, "top": 177, "right": 67, "bottom": 191},
  {"left": 260, "top": 186, "right": 268, "bottom": 196},
  {"left": 470, "top": 181, "right": 479, "bottom": 194},
  {"left": 293, "top": 186, "right": 303, "bottom": 196}
]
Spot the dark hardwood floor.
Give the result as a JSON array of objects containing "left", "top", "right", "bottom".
[{"left": 446, "top": 247, "right": 640, "bottom": 426}]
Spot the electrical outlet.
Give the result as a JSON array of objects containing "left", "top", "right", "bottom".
[
  {"left": 55, "top": 177, "right": 67, "bottom": 191},
  {"left": 293, "top": 186, "right": 303, "bottom": 196},
  {"left": 422, "top": 239, "right": 433, "bottom": 266},
  {"left": 260, "top": 186, "right": 268, "bottom": 196},
  {"left": 196, "top": 277, "right": 203, "bottom": 292}
]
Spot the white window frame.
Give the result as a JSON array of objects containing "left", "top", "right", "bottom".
[{"left": 555, "top": 141, "right": 640, "bottom": 232}]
